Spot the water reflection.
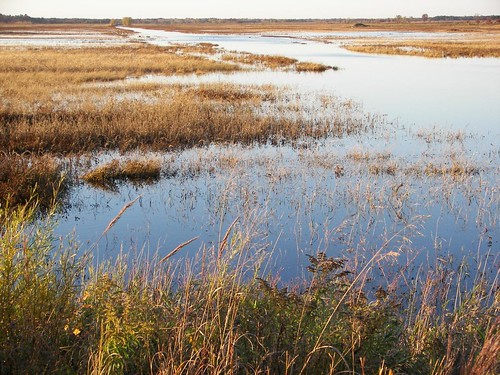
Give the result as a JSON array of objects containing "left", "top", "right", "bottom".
[{"left": 56, "top": 142, "right": 499, "bottom": 282}]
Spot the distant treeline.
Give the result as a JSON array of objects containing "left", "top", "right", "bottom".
[
  {"left": 1, "top": 13, "right": 499, "bottom": 24},
  {"left": 0, "top": 14, "right": 111, "bottom": 24}
]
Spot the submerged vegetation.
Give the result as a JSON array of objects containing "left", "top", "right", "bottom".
[{"left": 0, "top": 201, "right": 498, "bottom": 374}]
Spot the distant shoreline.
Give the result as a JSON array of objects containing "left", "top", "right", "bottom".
[{"left": 1, "top": 12, "right": 499, "bottom": 27}]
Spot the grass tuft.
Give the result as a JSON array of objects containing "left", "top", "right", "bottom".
[
  {"left": 82, "top": 158, "right": 161, "bottom": 189},
  {"left": 295, "top": 62, "right": 334, "bottom": 72}
]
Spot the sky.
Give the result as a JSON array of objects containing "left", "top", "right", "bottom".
[{"left": 1, "top": 0, "right": 499, "bottom": 19}]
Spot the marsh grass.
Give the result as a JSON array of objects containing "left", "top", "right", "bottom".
[
  {"left": 185, "top": 83, "right": 270, "bottom": 102},
  {"left": 423, "top": 161, "right": 479, "bottom": 177},
  {"left": 0, "top": 43, "right": 364, "bottom": 156},
  {"left": 0, "top": 201, "right": 497, "bottom": 374},
  {"left": 0, "top": 202, "right": 85, "bottom": 374},
  {"left": 0, "top": 45, "right": 239, "bottom": 103},
  {"left": 82, "top": 158, "right": 161, "bottom": 189},
  {"left": 1, "top": 80, "right": 376, "bottom": 154},
  {"left": 343, "top": 38, "right": 500, "bottom": 58},
  {"left": 403, "top": 160, "right": 480, "bottom": 179},
  {"left": 0, "top": 41, "right": 350, "bottom": 159},
  {"left": 0, "top": 153, "right": 66, "bottom": 208},
  {"left": 296, "top": 62, "right": 336, "bottom": 72},
  {"left": 223, "top": 52, "right": 298, "bottom": 69},
  {"left": 163, "top": 42, "right": 220, "bottom": 55},
  {"left": 222, "top": 51, "right": 334, "bottom": 72}
]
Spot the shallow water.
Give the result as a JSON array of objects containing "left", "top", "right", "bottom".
[{"left": 53, "top": 28, "right": 499, "bottom": 283}]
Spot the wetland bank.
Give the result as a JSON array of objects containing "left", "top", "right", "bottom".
[{"left": 0, "top": 22, "right": 499, "bottom": 374}]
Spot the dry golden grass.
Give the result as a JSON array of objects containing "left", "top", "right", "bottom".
[
  {"left": 82, "top": 158, "right": 161, "bottom": 188},
  {"left": 344, "top": 38, "right": 500, "bottom": 58},
  {"left": 121, "top": 159, "right": 161, "bottom": 179},
  {"left": 1, "top": 83, "right": 367, "bottom": 154},
  {"left": 0, "top": 154, "right": 65, "bottom": 207},
  {"left": 295, "top": 62, "right": 334, "bottom": 72},
  {"left": 0, "top": 45, "right": 239, "bottom": 104},
  {"left": 222, "top": 52, "right": 298, "bottom": 69},
  {"left": 0, "top": 40, "right": 369, "bottom": 155},
  {"left": 222, "top": 52, "right": 333, "bottom": 71},
  {"left": 162, "top": 42, "right": 220, "bottom": 55},
  {"left": 0, "top": 43, "right": 331, "bottom": 116},
  {"left": 185, "top": 83, "right": 270, "bottom": 102}
]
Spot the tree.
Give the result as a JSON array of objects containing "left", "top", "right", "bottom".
[
  {"left": 109, "top": 18, "right": 116, "bottom": 26},
  {"left": 422, "top": 14, "right": 429, "bottom": 22},
  {"left": 122, "top": 17, "right": 132, "bottom": 27}
]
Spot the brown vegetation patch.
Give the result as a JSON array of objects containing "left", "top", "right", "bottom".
[
  {"left": 0, "top": 154, "right": 65, "bottom": 207},
  {"left": 0, "top": 71, "right": 374, "bottom": 154},
  {"left": 423, "top": 162, "right": 479, "bottom": 177},
  {"left": 295, "top": 62, "right": 334, "bottom": 72},
  {"left": 223, "top": 52, "right": 298, "bottom": 69},
  {"left": 82, "top": 158, "right": 161, "bottom": 189},
  {"left": 223, "top": 52, "right": 334, "bottom": 72},
  {"left": 369, "top": 163, "right": 397, "bottom": 176},
  {"left": 163, "top": 42, "right": 220, "bottom": 55},
  {"left": 404, "top": 161, "right": 480, "bottom": 178},
  {"left": 0, "top": 95, "right": 311, "bottom": 153},
  {"left": 344, "top": 38, "right": 500, "bottom": 58},
  {"left": 186, "top": 84, "right": 268, "bottom": 102},
  {"left": 0, "top": 44, "right": 238, "bottom": 89}
]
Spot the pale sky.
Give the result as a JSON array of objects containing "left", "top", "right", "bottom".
[{"left": 1, "top": 0, "right": 499, "bottom": 19}]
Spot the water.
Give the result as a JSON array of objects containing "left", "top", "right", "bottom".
[{"left": 54, "top": 28, "right": 499, "bottom": 282}]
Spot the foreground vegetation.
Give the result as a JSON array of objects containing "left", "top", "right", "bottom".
[{"left": 0, "top": 201, "right": 498, "bottom": 374}]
